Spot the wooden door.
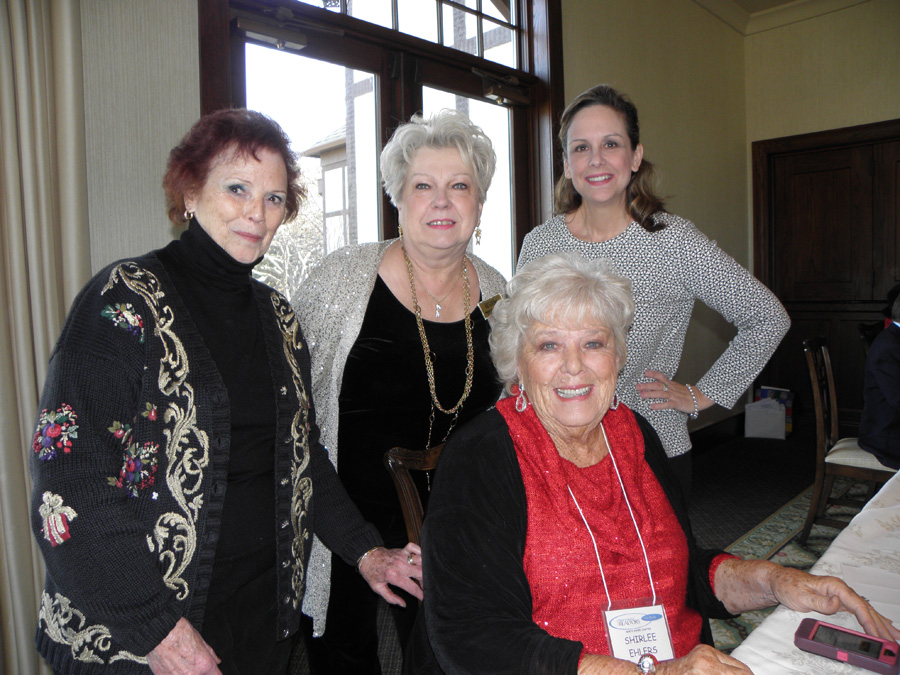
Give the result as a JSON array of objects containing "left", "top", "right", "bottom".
[
  {"left": 875, "top": 141, "right": 900, "bottom": 299},
  {"left": 753, "top": 119, "right": 900, "bottom": 432},
  {"left": 773, "top": 146, "right": 873, "bottom": 302}
]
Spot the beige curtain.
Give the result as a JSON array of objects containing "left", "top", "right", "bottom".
[{"left": 0, "top": 0, "right": 90, "bottom": 672}]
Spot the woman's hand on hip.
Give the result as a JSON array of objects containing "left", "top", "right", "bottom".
[
  {"left": 358, "top": 543, "right": 424, "bottom": 607},
  {"left": 636, "top": 371, "right": 714, "bottom": 415},
  {"left": 146, "top": 617, "right": 222, "bottom": 675}
]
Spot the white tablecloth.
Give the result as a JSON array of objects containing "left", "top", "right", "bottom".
[{"left": 731, "top": 470, "right": 900, "bottom": 674}]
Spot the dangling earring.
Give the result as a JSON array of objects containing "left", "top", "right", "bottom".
[
  {"left": 475, "top": 224, "right": 482, "bottom": 246},
  {"left": 515, "top": 384, "right": 527, "bottom": 413},
  {"left": 609, "top": 394, "right": 619, "bottom": 411},
  {"left": 398, "top": 224, "right": 403, "bottom": 239},
  {"left": 183, "top": 209, "right": 194, "bottom": 223}
]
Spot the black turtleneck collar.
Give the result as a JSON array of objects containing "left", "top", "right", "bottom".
[{"left": 166, "top": 219, "right": 263, "bottom": 289}]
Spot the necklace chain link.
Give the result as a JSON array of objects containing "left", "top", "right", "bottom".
[{"left": 402, "top": 245, "right": 475, "bottom": 449}]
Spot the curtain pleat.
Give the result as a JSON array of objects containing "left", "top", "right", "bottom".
[{"left": 0, "top": 1, "right": 88, "bottom": 673}]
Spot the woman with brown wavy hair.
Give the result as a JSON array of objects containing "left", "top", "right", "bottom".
[{"left": 517, "top": 85, "right": 789, "bottom": 495}]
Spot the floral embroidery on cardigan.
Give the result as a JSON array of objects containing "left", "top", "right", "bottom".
[
  {"left": 101, "top": 302, "right": 145, "bottom": 342},
  {"left": 107, "top": 403, "right": 160, "bottom": 497},
  {"left": 104, "top": 263, "right": 203, "bottom": 601},
  {"left": 39, "top": 491, "right": 77, "bottom": 547},
  {"left": 32, "top": 404, "right": 79, "bottom": 461},
  {"left": 109, "top": 441, "right": 159, "bottom": 498},
  {"left": 108, "top": 420, "right": 132, "bottom": 442}
]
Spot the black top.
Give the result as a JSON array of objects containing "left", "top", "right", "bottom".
[
  {"left": 337, "top": 275, "right": 501, "bottom": 545},
  {"left": 407, "top": 408, "right": 732, "bottom": 674},
  {"left": 158, "top": 221, "right": 276, "bottom": 582},
  {"left": 859, "top": 322, "right": 900, "bottom": 469}
]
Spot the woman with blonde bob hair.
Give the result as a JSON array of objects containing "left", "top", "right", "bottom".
[
  {"left": 293, "top": 109, "right": 506, "bottom": 673},
  {"left": 381, "top": 109, "right": 496, "bottom": 207},
  {"left": 411, "top": 252, "right": 898, "bottom": 674}
]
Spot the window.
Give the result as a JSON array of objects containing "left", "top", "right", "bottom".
[
  {"left": 293, "top": 0, "right": 517, "bottom": 68},
  {"left": 199, "top": 0, "right": 562, "bottom": 293}
]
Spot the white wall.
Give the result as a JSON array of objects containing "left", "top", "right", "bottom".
[
  {"left": 745, "top": 0, "right": 900, "bottom": 144},
  {"left": 81, "top": 0, "right": 200, "bottom": 272}
]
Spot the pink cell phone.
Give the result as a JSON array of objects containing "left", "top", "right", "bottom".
[{"left": 794, "top": 618, "right": 900, "bottom": 675}]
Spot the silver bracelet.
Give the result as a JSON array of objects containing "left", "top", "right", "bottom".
[
  {"left": 356, "top": 546, "right": 381, "bottom": 574},
  {"left": 685, "top": 384, "right": 699, "bottom": 420}
]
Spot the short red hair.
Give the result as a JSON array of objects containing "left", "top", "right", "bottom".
[{"left": 163, "top": 109, "right": 305, "bottom": 225}]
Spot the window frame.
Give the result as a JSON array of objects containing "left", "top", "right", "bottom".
[{"left": 197, "top": 0, "right": 563, "bottom": 259}]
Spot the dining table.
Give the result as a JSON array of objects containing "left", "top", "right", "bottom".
[{"left": 731, "top": 469, "right": 900, "bottom": 673}]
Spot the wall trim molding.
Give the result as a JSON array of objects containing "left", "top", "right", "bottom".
[{"left": 693, "top": 0, "right": 870, "bottom": 35}]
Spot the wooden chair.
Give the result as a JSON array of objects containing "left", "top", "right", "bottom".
[
  {"left": 797, "top": 339, "right": 896, "bottom": 543},
  {"left": 383, "top": 444, "right": 443, "bottom": 546}
]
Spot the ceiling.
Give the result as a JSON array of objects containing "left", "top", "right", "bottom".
[{"left": 693, "top": 0, "right": 871, "bottom": 34}]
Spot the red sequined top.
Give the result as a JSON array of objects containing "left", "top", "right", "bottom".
[{"left": 498, "top": 396, "right": 703, "bottom": 658}]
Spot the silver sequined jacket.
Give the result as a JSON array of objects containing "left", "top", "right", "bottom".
[
  {"left": 517, "top": 213, "right": 790, "bottom": 458},
  {"left": 292, "top": 239, "right": 507, "bottom": 635}
]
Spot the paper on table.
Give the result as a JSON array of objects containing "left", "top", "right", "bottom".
[{"left": 843, "top": 564, "right": 900, "bottom": 622}]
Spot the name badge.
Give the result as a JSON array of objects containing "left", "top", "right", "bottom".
[
  {"left": 478, "top": 294, "right": 501, "bottom": 319},
  {"left": 604, "top": 604, "right": 675, "bottom": 663}
]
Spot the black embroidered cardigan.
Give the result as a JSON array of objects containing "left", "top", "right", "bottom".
[{"left": 29, "top": 251, "right": 381, "bottom": 673}]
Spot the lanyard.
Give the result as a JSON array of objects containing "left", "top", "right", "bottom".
[{"left": 566, "top": 422, "right": 657, "bottom": 611}]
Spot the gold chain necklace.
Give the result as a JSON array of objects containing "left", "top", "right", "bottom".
[{"left": 402, "top": 244, "right": 475, "bottom": 449}]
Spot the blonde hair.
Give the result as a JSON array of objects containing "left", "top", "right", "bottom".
[{"left": 380, "top": 110, "right": 496, "bottom": 206}]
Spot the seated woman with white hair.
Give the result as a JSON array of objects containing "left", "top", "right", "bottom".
[{"left": 412, "top": 252, "right": 900, "bottom": 674}]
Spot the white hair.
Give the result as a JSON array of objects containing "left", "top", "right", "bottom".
[
  {"left": 489, "top": 252, "right": 634, "bottom": 392},
  {"left": 380, "top": 109, "right": 496, "bottom": 206}
]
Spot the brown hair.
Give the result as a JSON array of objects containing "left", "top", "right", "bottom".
[
  {"left": 163, "top": 109, "right": 305, "bottom": 225},
  {"left": 554, "top": 85, "right": 666, "bottom": 232}
]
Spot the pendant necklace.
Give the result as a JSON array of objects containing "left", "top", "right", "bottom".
[{"left": 412, "top": 274, "right": 456, "bottom": 318}]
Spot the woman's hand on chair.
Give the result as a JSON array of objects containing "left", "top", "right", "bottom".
[{"left": 358, "top": 543, "right": 424, "bottom": 606}]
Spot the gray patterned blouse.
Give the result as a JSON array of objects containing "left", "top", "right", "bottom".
[{"left": 517, "top": 212, "right": 790, "bottom": 457}]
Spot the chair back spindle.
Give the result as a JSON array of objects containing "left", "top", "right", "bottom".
[
  {"left": 384, "top": 444, "right": 443, "bottom": 546},
  {"left": 798, "top": 338, "right": 896, "bottom": 543}
]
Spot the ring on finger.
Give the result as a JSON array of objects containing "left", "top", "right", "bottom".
[
  {"left": 407, "top": 553, "right": 415, "bottom": 565},
  {"left": 663, "top": 383, "right": 668, "bottom": 392}
]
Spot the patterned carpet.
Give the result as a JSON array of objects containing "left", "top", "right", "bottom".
[{"left": 710, "top": 478, "right": 865, "bottom": 653}]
